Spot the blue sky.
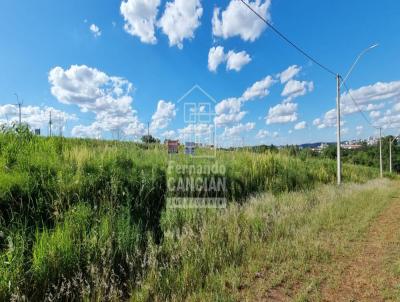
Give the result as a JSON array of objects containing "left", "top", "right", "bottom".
[{"left": 1, "top": 0, "right": 400, "bottom": 146}]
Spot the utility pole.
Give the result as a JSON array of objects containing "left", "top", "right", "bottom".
[
  {"left": 49, "top": 111, "right": 52, "bottom": 137},
  {"left": 147, "top": 122, "right": 150, "bottom": 137},
  {"left": 212, "top": 127, "right": 215, "bottom": 149},
  {"left": 336, "top": 75, "right": 342, "bottom": 185},
  {"left": 14, "top": 93, "right": 22, "bottom": 126},
  {"left": 379, "top": 127, "right": 383, "bottom": 178},
  {"left": 389, "top": 136, "right": 398, "bottom": 174},
  {"left": 18, "top": 103, "right": 22, "bottom": 125},
  {"left": 59, "top": 118, "right": 63, "bottom": 137},
  {"left": 390, "top": 138, "right": 393, "bottom": 174},
  {"left": 239, "top": 1, "right": 379, "bottom": 186}
]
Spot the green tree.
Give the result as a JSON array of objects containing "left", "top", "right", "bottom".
[{"left": 141, "top": 135, "right": 160, "bottom": 144}]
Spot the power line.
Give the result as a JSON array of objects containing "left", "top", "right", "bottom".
[
  {"left": 342, "top": 80, "right": 395, "bottom": 178},
  {"left": 239, "top": 0, "right": 337, "bottom": 77},
  {"left": 341, "top": 81, "right": 379, "bottom": 129},
  {"left": 342, "top": 82, "right": 400, "bottom": 132},
  {"left": 239, "top": 0, "right": 342, "bottom": 185}
]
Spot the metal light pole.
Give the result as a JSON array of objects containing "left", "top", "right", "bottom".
[
  {"left": 336, "top": 75, "right": 342, "bottom": 185},
  {"left": 390, "top": 138, "right": 393, "bottom": 174},
  {"left": 18, "top": 103, "right": 22, "bottom": 125},
  {"left": 336, "top": 44, "right": 379, "bottom": 185},
  {"left": 14, "top": 93, "right": 22, "bottom": 126},
  {"left": 340, "top": 44, "right": 379, "bottom": 86},
  {"left": 238, "top": 2, "right": 380, "bottom": 185},
  {"left": 389, "top": 135, "right": 398, "bottom": 174},
  {"left": 49, "top": 111, "right": 52, "bottom": 137},
  {"left": 379, "top": 127, "right": 383, "bottom": 178}
]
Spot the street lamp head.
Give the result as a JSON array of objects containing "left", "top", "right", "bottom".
[
  {"left": 368, "top": 43, "right": 379, "bottom": 50},
  {"left": 341, "top": 43, "right": 379, "bottom": 87}
]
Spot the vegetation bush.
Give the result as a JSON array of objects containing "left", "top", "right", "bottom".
[
  {"left": 133, "top": 179, "right": 398, "bottom": 301},
  {"left": 0, "top": 125, "right": 389, "bottom": 300}
]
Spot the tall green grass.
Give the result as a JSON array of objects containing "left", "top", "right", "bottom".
[
  {"left": 134, "top": 179, "right": 399, "bottom": 301},
  {"left": 0, "top": 127, "right": 386, "bottom": 300}
]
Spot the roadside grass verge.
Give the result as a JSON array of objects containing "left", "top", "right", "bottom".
[
  {"left": 0, "top": 129, "right": 395, "bottom": 300},
  {"left": 383, "top": 219, "right": 400, "bottom": 301},
  {"left": 133, "top": 179, "right": 399, "bottom": 301}
]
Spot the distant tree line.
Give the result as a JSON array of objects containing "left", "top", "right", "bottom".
[
  {"left": 319, "top": 137, "right": 400, "bottom": 173},
  {"left": 141, "top": 135, "right": 160, "bottom": 144},
  {"left": 236, "top": 137, "right": 400, "bottom": 174},
  {"left": 270, "top": 137, "right": 400, "bottom": 174}
]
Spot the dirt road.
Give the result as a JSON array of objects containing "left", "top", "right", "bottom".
[
  {"left": 322, "top": 197, "right": 400, "bottom": 301},
  {"left": 239, "top": 192, "right": 400, "bottom": 301}
]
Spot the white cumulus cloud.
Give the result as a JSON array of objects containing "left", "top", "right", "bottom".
[
  {"left": 222, "top": 122, "right": 255, "bottom": 138},
  {"left": 72, "top": 123, "right": 103, "bottom": 139},
  {"left": 313, "top": 109, "right": 338, "bottom": 129},
  {"left": 393, "top": 102, "right": 400, "bottom": 112},
  {"left": 294, "top": 121, "right": 307, "bottom": 130},
  {"left": 365, "top": 103, "right": 385, "bottom": 112},
  {"left": 212, "top": 0, "right": 271, "bottom": 42},
  {"left": 178, "top": 123, "right": 214, "bottom": 143},
  {"left": 49, "top": 65, "right": 145, "bottom": 138},
  {"left": 266, "top": 102, "right": 298, "bottom": 125},
  {"left": 281, "top": 79, "right": 314, "bottom": 102},
  {"left": 341, "top": 81, "right": 400, "bottom": 105},
  {"left": 256, "top": 129, "right": 269, "bottom": 139},
  {"left": 208, "top": 46, "right": 226, "bottom": 72},
  {"left": 369, "top": 110, "right": 381, "bottom": 119},
  {"left": 214, "top": 97, "right": 246, "bottom": 126},
  {"left": 162, "top": 130, "right": 176, "bottom": 139},
  {"left": 279, "top": 65, "right": 301, "bottom": 84},
  {"left": 0, "top": 104, "right": 76, "bottom": 133},
  {"left": 150, "top": 100, "right": 176, "bottom": 131},
  {"left": 317, "top": 80, "right": 400, "bottom": 130},
  {"left": 208, "top": 46, "right": 251, "bottom": 72},
  {"left": 226, "top": 50, "right": 252, "bottom": 72},
  {"left": 214, "top": 74, "right": 276, "bottom": 127},
  {"left": 158, "top": 0, "right": 203, "bottom": 49},
  {"left": 90, "top": 24, "right": 101, "bottom": 37},
  {"left": 120, "top": 0, "right": 160, "bottom": 44},
  {"left": 242, "top": 75, "right": 276, "bottom": 101}
]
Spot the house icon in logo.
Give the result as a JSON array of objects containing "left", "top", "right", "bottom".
[{"left": 177, "top": 84, "right": 218, "bottom": 158}]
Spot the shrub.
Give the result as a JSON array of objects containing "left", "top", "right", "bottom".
[
  {"left": 31, "top": 203, "right": 92, "bottom": 291},
  {"left": 0, "top": 131, "right": 387, "bottom": 300}
]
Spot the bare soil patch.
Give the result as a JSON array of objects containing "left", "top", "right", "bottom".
[{"left": 322, "top": 197, "right": 400, "bottom": 301}]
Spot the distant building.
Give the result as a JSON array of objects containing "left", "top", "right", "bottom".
[
  {"left": 164, "top": 139, "right": 179, "bottom": 145},
  {"left": 342, "top": 144, "right": 362, "bottom": 150},
  {"left": 311, "top": 143, "right": 329, "bottom": 153},
  {"left": 366, "top": 136, "right": 378, "bottom": 146},
  {"left": 166, "top": 140, "right": 180, "bottom": 154},
  {"left": 319, "top": 143, "right": 329, "bottom": 150},
  {"left": 185, "top": 142, "right": 196, "bottom": 155}
]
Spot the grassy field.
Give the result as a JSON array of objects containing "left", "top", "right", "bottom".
[
  {"left": 134, "top": 179, "right": 400, "bottom": 301},
  {"left": 0, "top": 127, "right": 394, "bottom": 301}
]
